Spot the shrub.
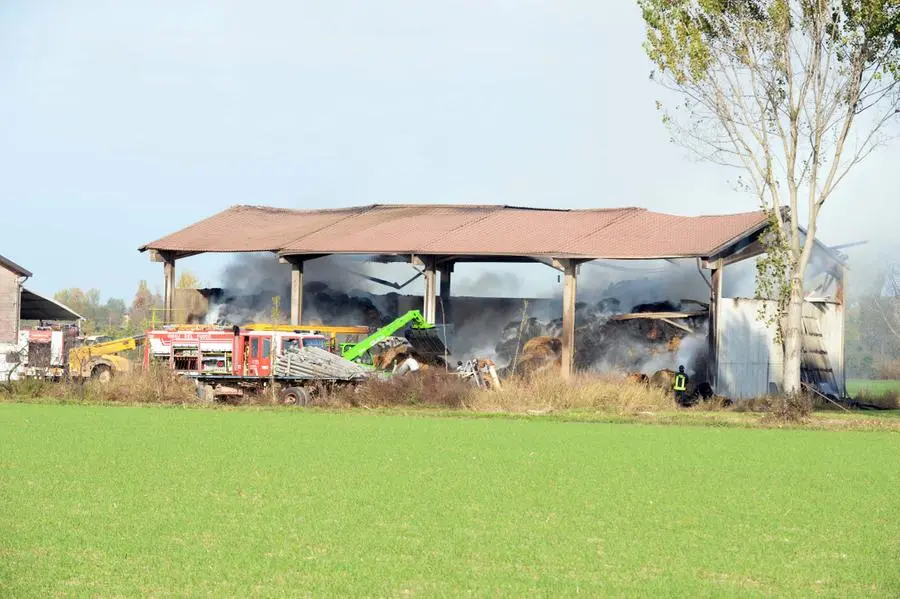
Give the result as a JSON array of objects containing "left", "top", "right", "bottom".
[
  {"left": 760, "top": 393, "right": 813, "bottom": 424},
  {"left": 855, "top": 389, "right": 900, "bottom": 410},
  {"left": 333, "top": 369, "right": 474, "bottom": 409}
]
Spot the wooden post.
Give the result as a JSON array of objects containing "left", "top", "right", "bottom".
[
  {"left": 290, "top": 260, "right": 304, "bottom": 326},
  {"left": 423, "top": 258, "right": 437, "bottom": 325},
  {"left": 560, "top": 260, "right": 578, "bottom": 380},
  {"left": 708, "top": 260, "right": 723, "bottom": 389},
  {"left": 439, "top": 263, "right": 453, "bottom": 324},
  {"left": 163, "top": 255, "right": 176, "bottom": 324}
]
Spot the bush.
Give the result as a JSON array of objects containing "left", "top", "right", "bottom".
[
  {"left": 333, "top": 369, "right": 474, "bottom": 409},
  {"left": 760, "top": 393, "right": 813, "bottom": 424},
  {"left": 2, "top": 365, "right": 199, "bottom": 405},
  {"left": 855, "top": 390, "right": 900, "bottom": 410}
]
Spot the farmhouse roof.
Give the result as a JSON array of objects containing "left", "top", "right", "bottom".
[{"left": 0, "top": 254, "right": 32, "bottom": 278}]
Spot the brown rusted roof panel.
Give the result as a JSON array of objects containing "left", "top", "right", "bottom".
[
  {"left": 283, "top": 205, "right": 501, "bottom": 254},
  {"left": 140, "top": 204, "right": 770, "bottom": 260},
  {"left": 416, "top": 207, "right": 643, "bottom": 256},
  {"left": 139, "top": 205, "right": 366, "bottom": 253},
  {"left": 567, "top": 210, "right": 769, "bottom": 259}
]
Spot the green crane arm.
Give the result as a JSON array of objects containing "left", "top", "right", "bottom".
[{"left": 341, "top": 310, "right": 433, "bottom": 363}]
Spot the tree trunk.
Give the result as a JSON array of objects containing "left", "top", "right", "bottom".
[{"left": 782, "top": 277, "right": 804, "bottom": 394}]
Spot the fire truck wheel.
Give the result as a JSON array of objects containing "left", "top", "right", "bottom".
[
  {"left": 91, "top": 364, "right": 113, "bottom": 384},
  {"left": 281, "top": 386, "right": 310, "bottom": 407}
]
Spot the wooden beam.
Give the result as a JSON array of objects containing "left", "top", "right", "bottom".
[
  {"left": 659, "top": 318, "right": 695, "bottom": 334},
  {"left": 702, "top": 239, "right": 765, "bottom": 269},
  {"left": 610, "top": 311, "right": 707, "bottom": 321}
]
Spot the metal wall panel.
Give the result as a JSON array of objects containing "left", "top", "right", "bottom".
[
  {"left": 717, "top": 298, "right": 845, "bottom": 399},
  {"left": 717, "top": 298, "right": 783, "bottom": 399}
]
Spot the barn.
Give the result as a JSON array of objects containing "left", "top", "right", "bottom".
[{"left": 139, "top": 205, "right": 847, "bottom": 399}]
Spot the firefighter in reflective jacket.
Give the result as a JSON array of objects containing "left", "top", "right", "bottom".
[{"left": 673, "top": 365, "right": 688, "bottom": 406}]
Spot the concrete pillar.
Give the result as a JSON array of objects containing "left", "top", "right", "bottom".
[
  {"left": 560, "top": 260, "right": 578, "bottom": 380},
  {"left": 708, "top": 261, "right": 723, "bottom": 389},
  {"left": 439, "top": 263, "right": 453, "bottom": 324},
  {"left": 163, "top": 256, "right": 176, "bottom": 324},
  {"left": 290, "top": 260, "right": 304, "bottom": 326},
  {"left": 423, "top": 259, "right": 437, "bottom": 325}
]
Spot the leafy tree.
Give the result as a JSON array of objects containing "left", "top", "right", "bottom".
[
  {"left": 130, "top": 280, "right": 154, "bottom": 327},
  {"left": 52, "top": 289, "right": 129, "bottom": 335},
  {"left": 176, "top": 270, "right": 200, "bottom": 289},
  {"left": 639, "top": 0, "right": 900, "bottom": 392}
]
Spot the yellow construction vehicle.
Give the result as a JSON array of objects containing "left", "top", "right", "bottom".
[{"left": 68, "top": 335, "right": 145, "bottom": 382}]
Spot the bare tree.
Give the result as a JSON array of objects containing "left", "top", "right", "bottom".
[{"left": 638, "top": 0, "right": 900, "bottom": 392}]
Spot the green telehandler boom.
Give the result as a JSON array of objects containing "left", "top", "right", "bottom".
[{"left": 340, "top": 310, "right": 447, "bottom": 364}]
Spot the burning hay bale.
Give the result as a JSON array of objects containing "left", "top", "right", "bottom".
[
  {"left": 626, "top": 372, "right": 650, "bottom": 385},
  {"left": 649, "top": 368, "right": 677, "bottom": 389},
  {"left": 515, "top": 336, "right": 562, "bottom": 375},
  {"left": 495, "top": 299, "right": 709, "bottom": 377}
]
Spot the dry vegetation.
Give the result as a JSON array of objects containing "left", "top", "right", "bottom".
[
  {"left": 855, "top": 389, "right": 900, "bottom": 410},
  {"left": 2, "top": 366, "right": 897, "bottom": 431},
  {"left": 1, "top": 364, "right": 199, "bottom": 405}
]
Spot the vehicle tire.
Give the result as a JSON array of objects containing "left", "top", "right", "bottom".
[
  {"left": 91, "top": 364, "right": 113, "bottom": 384},
  {"left": 281, "top": 386, "right": 310, "bottom": 407}
]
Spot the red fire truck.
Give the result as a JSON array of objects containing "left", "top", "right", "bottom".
[{"left": 143, "top": 325, "right": 366, "bottom": 403}]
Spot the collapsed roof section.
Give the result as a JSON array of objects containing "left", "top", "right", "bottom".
[{"left": 138, "top": 204, "right": 773, "bottom": 262}]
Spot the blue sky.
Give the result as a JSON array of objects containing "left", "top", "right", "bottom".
[{"left": 1, "top": 1, "right": 896, "bottom": 301}]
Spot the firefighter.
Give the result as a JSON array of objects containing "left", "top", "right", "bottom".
[{"left": 673, "top": 365, "right": 688, "bottom": 406}]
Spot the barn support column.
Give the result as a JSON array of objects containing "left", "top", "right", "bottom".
[
  {"left": 439, "top": 262, "right": 453, "bottom": 324},
  {"left": 150, "top": 250, "right": 177, "bottom": 324},
  {"left": 278, "top": 256, "right": 306, "bottom": 326},
  {"left": 290, "top": 260, "right": 304, "bottom": 326},
  {"left": 708, "top": 260, "right": 723, "bottom": 389},
  {"left": 423, "top": 258, "right": 437, "bottom": 325},
  {"left": 556, "top": 259, "right": 581, "bottom": 380},
  {"left": 413, "top": 255, "right": 438, "bottom": 325}
]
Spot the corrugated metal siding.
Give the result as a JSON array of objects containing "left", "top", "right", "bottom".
[
  {"left": 0, "top": 267, "right": 20, "bottom": 343},
  {"left": 717, "top": 298, "right": 845, "bottom": 399},
  {"left": 717, "top": 298, "right": 783, "bottom": 399}
]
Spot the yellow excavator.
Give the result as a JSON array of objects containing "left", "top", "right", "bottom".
[{"left": 68, "top": 335, "right": 145, "bottom": 382}]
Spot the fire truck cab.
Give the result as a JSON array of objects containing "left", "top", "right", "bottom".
[{"left": 233, "top": 330, "right": 327, "bottom": 377}]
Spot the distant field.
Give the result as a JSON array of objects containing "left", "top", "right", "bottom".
[
  {"left": 848, "top": 379, "right": 900, "bottom": 396},
  {"left": 1, "top": 404, "right": 898, "bottom": 597}
]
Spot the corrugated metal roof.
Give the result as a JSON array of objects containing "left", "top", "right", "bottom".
[
  {"left": 139, "top": 204, "right": 770, "bottom": 260},
  {"left": 20, "top": 288, "right": 82, "bottom": 321}
]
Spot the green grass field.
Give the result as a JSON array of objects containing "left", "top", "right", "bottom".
[
  {"left": 1, "top": 404, "right": 898, "bottom": 597},
  {"left": 848, "top": 378, "right": 900, "bottom": 396}
]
